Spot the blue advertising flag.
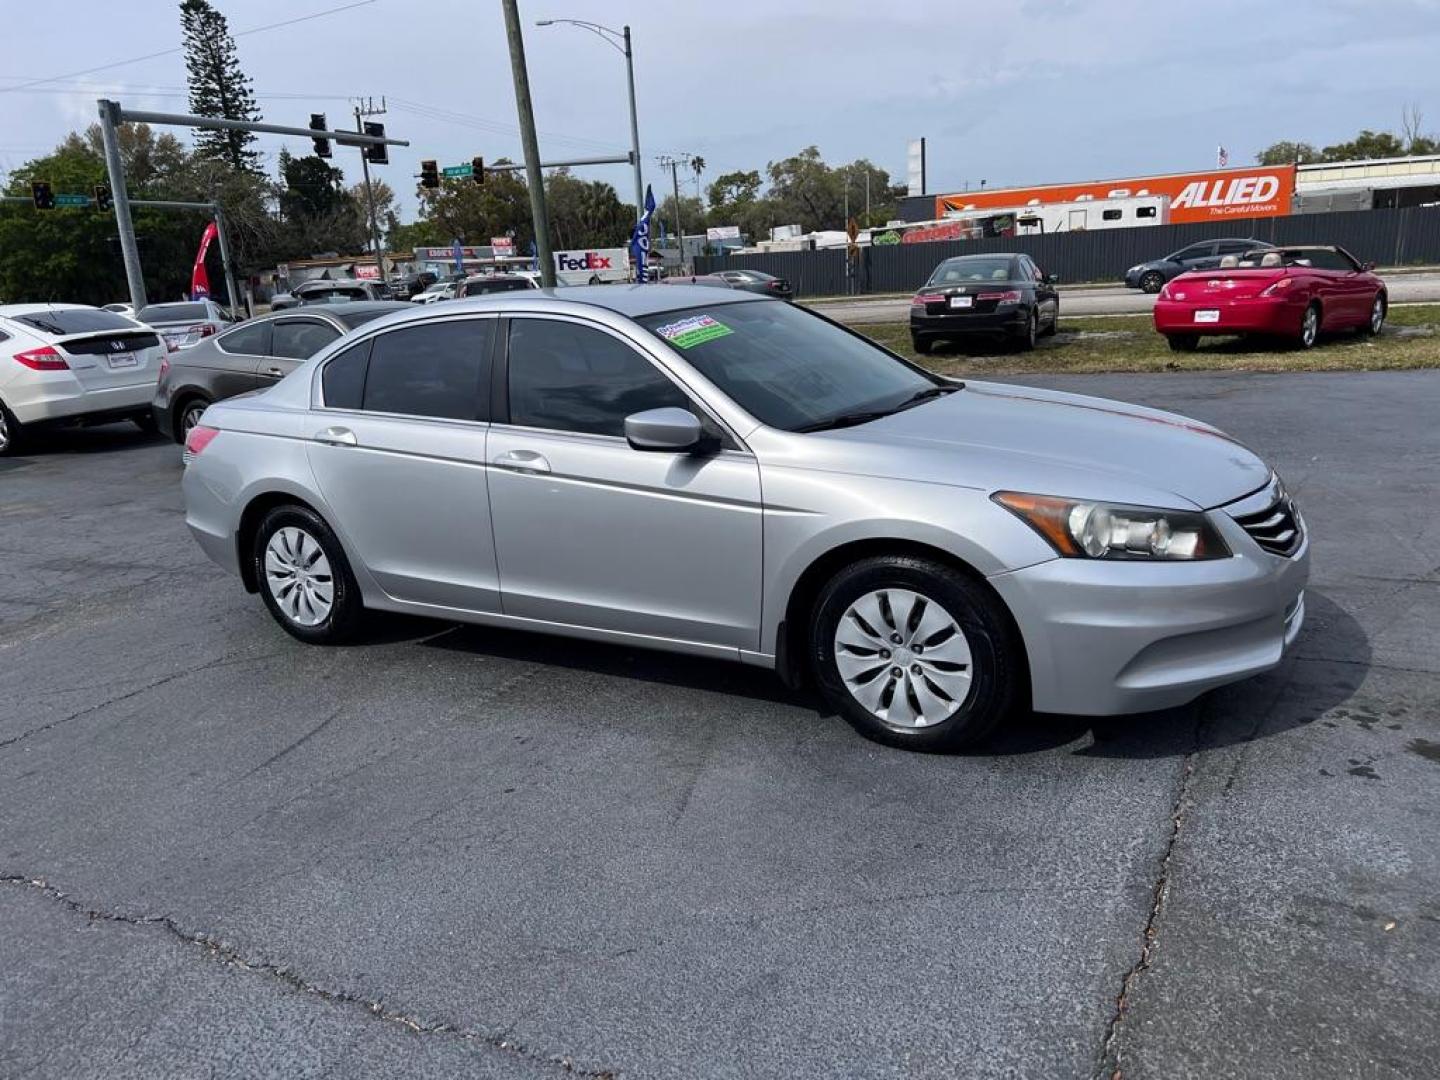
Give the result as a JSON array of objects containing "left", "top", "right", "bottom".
[{"left": 629, "top": 184, "right": 657, "bottom": 283}]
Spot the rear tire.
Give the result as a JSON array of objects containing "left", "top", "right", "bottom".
[
  {"left": 1140, "top": 271, "right": 1165, "bottom": 294},
  {"left": 1167, "top": 334, "right": 1199, "bottom": 353},
  {"left": 912, "top": 335, "right": 933, "bottom": 355},
  {"left": 174, "top": 396, "right": 211, "bottom": 445},
  {"left": 252, "top": 504, "right": 366, "bottom": 645},
  {"left": 809, "top": 555, "right": 1022, "bottom": 753},
  {"left": 1015, "top": 310, "right": 1038, "bottom": 352},
  {"left": 0, "top": 399, "right": 22, "bottom": 457}
]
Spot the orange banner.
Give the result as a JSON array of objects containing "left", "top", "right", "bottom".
[{"left": 936, "top": 165, "right": 1295, "bottom": 224}]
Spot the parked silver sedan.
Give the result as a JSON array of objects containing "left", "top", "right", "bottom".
[{"left": 181, "top": 286, "right": 1308, "bottom": 751}]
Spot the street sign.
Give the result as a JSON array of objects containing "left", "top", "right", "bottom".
[
  {"left": 55, "top": 193, "right": 91, "bottom": 208},
  {"left": 443, "top": 164, "right": 474, "bottom": 178}
]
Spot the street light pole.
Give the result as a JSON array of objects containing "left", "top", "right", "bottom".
[
  {"left": 504, "top": 0, "right": 556, "bottom": 287},
  {"left": 536, "top": 18, "right": 644, "bottom": 220}
]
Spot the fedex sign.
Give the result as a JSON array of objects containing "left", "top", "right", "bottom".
[{"left": 553, "top": 247, "right": 631, "bottom": 283}]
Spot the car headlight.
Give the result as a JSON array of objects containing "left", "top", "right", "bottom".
[{"left": 993, "top": 492, "right": 1230, "bottom": 560}]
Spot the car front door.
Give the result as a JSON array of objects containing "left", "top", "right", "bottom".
[
  {"left": 486, "top": 314, "right": 763, "bottom": 652},
  {"left": 264, "top": 316, "right": 342, "bottom": 381},
  {"left": 1023, "top": 257, "right": 1058, "bottom": 325},
  {"left": 304, "top": 316, "right": 501, "bottom": 612}
]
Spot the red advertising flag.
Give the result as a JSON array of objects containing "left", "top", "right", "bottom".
[{"left": 190, "top": 220, "right": 219, "bottom": 300}]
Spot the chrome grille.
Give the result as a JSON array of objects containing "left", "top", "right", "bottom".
[{"left": 1230, "top": 485, "right": 1303, "bottom": 557}]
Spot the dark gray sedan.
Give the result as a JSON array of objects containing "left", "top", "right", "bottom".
[{"left": 152, "top": 302, "right": 412, "bottom": 442}]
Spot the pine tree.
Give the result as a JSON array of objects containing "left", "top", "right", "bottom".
[{"left": 179, "top": 0, "right": 262, "bottom": 173}]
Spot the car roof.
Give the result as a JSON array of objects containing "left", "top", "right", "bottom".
[
  {"left": 0, "top": 303, "right": 95, "bottom": 317},
  {"left": 263, "top": 300, "right": 410, "bottom": 321},
  {"left": 938, "top": 253, "right": 1020, "bottom": 262}
]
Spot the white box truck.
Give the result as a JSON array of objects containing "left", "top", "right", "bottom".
[{"left": 553, "top": 247, "right": 631, "bottom": 285}]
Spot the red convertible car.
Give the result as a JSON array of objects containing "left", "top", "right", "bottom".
[{"left": 1153, "top": 245, "right": 1386, "bottom": 351}]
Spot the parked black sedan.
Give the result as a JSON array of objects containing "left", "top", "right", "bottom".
[
  {"left": 712, "top": 268, "right": 794, "bottom": 300},
  {"left": 151, "top": 301, "right": 411, "bottom": 442},
  {"left": 910, "top": 253, "right": 1059, "bottom": 353}
]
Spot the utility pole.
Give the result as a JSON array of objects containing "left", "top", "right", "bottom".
[
  {"left": 354, "top": 97, "right": 387, "bottom": 285},
  {"left": 658, "top": 153, "right": 691, "bottom": 272},
  {"left": 502, "top": 0, "right": 555, "bottom": 288},
  {"left": 97, "top": 99, "right": 147, "bottom": 313}
]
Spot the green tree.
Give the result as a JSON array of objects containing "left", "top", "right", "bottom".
[
  {"left": 1256, "top": 141, "right": 1321, "bottom": 165},
  {"left": 180, "top": 0, "right": 262, "bottom": 173},
  {"left": 1321, "top": 129, "right": 1408, "bottom": 161},
  {"left": 655, "top": 193, "right": 705, "bottom": 243},
  {"left": 415, "top": 161, "right": 532, "bottom": 249},
  {"left": 274, "top": 148, "right": 365, "bottom": 257},
  {"left": 545, "top": 171, "right": 631, "bottom": 249}
]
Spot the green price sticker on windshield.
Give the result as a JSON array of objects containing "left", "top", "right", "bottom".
[{"left": 655, "top": 314, "right": 734, "bottom": 349}]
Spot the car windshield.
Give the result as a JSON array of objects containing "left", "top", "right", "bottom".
[
  {"left": 927, "top": 257, "right": 1015, "bottom": 285},
  {"left": 13, "top": 308, "right": 139, "bottom": 336},
  {"left": 637, "top": 301, "right": 943, "bottom": 432},
  {"left": 137, "top": 302, "right": 208, "bottom": 323}
]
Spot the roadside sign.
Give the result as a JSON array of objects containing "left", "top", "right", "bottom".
[
  {"left": 443, "top": 164, "right": 473, "bottom": 178},
  {"left": 846, "top": 217, "right": 859, "bottom": 243},
  {"left": 55, "top": 193, "right": 91, "bottom": 208},
  {"left": 492, "top": 236, "right": 515, "bottom": 257}
]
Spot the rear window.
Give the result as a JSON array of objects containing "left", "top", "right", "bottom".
[
  {"left": 12, "top": 308, "right": 138, "bottom": 336},
  {"left": 138, "top": 302, "right": 209, "bottom": 323},
  {"left": 336, "top": 307, "right": 401, "bottom": 329},
  {"left": 927, "top": 257, "right": 1016, "bottom": 285}
]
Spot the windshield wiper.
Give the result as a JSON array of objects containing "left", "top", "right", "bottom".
[{"left": 892, "top": 383, "right": 962, "bottom": 413}]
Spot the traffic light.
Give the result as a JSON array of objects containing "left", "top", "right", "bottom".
[
  {"left": 363, "top": 122, "right": 388, "bottom": 165},
  {"left": 31, "top": 181, "right": 54, "bottom": 210},
  {"left": 309, "top": 113, "right": 331, "bottom": 158},
  {"left": 471, "top": 156, "right": 484, "bottom": 185},
  {"left": 94, "top": 184, "right": 113, "bottom": 212},
  {"left": 420, "top": 159, "right": 439, "bottom": 189}
]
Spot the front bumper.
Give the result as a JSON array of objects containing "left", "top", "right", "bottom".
[
  {"left": 988, "top": 511, "right": 1309, "bottom": 716},
  {"left": 1154, "top": 295, "right": 1304, "bottom": 336},
  {"left": 911, "top": 308, "right": 1029, "bottom": 338}
]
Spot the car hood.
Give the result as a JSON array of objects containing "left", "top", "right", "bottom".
[{"left": 809, "top": 380, "right": 1270, "bottom": 510}]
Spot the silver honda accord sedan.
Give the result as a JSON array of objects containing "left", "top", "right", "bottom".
[{"left": 181, "top": 286, "right": 1308, "bottom": 751}]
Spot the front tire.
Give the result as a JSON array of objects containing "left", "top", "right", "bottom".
[
  {"left": 252, "top": 504, "right": 365, "bottom": 645},
  {"left": 1041, "top": 303, "right": 1059, "bottom": 336},
  {"left": 1363, "top": 293, "right": 1386, "bottom": 336},
  {"left": 1298, "top": 302, "right": 1321, "bottom": 349},
  {"left": 810, "top": 556, "right": 1022, "bottom": 752}
]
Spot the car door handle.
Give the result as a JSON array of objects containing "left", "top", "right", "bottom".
[
  {"left": 262, "top": 364, "right": 286, "bottom": 378},
  {"left": 493, "top": 449, "right": 551, "bottom": 474},
  {"left": 313, "top": 426, "right": 357, "bottom": 447}
]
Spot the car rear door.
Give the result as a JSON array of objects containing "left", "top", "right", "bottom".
[
  {"left": 485, "top": 313, "right": 763, "bottom": 651},
  {"left": 201, "top": 320, "right": 271, "bottom": 400},
  {"left": 304, "top": 316, "right": 500, "bottom": 612},
  {"left": 264, "top": 316, "right": 343, "bottom": 381}
]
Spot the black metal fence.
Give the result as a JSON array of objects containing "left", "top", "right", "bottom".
[{"left": 692, "top": 205, "right": 1440, "bottom": 297}]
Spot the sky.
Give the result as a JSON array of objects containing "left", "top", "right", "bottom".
[{"left": 2, "top": 0, "right": 1440, "bottom": 221}]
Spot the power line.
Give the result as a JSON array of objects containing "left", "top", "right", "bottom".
[{"left": 0, "top": 0, "right": 379, "bottom": 96}]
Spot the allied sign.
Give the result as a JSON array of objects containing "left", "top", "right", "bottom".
[{"left": 935, "top": 164, "right": 1296, "bottom": 224}]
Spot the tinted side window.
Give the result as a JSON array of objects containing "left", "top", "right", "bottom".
[
  {"left": 1179, "top": 244, "right": 1214, "bottom": 261},
  {"left": 507, "top": 319, "right": 690, "bottom": 437},
  {"left": 363, "top": 319, "right": 492, "bottom": 421},
  {"left": 218, "top": 321, "right": 271, "bottom": 356},
  {"left": 322, "top": 339, "right": 371, "bottom": 409},
  {"left": 272, "top": 320, "right": 340, "bottom": 360},
  {"left": 1217, "top": 240, "right": 1258, "bottom": 254},
  {"left": 1302, "top": 249, "right": 1354, "bottom": 272}
]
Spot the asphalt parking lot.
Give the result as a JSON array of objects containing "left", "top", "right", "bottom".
[{"left": 2, "top": 369, "right": 1438, "bottom": 1080}]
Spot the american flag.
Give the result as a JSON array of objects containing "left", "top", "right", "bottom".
[{"left": 1217, "top": 146, "right": 1229, "bottom": 168}]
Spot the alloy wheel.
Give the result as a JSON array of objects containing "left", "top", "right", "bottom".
[
  {"left": 1370, "top": 296, "right": 1385, "bottom": 334},
  {"left": 1301, "top": 306, "right": 1319, "bottom": 347},
  {"left": 263, "top": 526, "right": 334, "bottom": 627},
  {"left": 0, "top": 409, "right": 9, "bottom": 453},
  {"left": 833, "top": 587, "right": 973, "bottom": 728},
  {"left": 181, "top": 402, "right": 207, "bottom": 436}
]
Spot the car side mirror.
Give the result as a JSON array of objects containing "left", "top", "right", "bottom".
[
  {"left": 1362, "top": 260, "right": 1376, "bottom": 272},
  {"left": 625, "top": 407, "right": 705, "bottom": 452},
  {"left": 1045, "top": 273, "right": 1059, "bottom": 284}
]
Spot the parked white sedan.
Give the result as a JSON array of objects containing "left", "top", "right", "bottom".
[{"left": 0, "top": 304, "right": 166, "bottom": 454}]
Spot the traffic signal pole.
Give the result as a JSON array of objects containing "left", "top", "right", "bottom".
[
  {"left": 354, "top": 101, "right": 386, "bottom": 285},
  {"left": 98, "top": 99, "right": 148, "bottom": 313}
]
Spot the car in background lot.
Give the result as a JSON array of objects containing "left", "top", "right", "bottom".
[
  {"left": 711, "top": 268, "right": 794, "bottom": 300},
  {"left": 1124, "top": 238, "right": 1272, "bottom": 294},
  {"left": 411, "top": 281, "right": 456, "bottom": 304},
  {"left": 910, "top": 253, "right": 1059, "bottom": 353},
  {"left": 1154, "top": 245, "right": 1386, "bottom": 351},
  {"left": 270, "top": 279, "right": 388, "bottom": 311},
  {"left": 457, "top": 273, "right": 541, "bottom": 298},
  {"left": 181, "top": 286, "right": 1306, "bottom": 753},
  {"left": 0, "top": 304, "right": 166, "bottom": 455},
  {"left": 136, "top": 299, "right": 232, "bottom": 350},
  {"left": 153, "top": 301, "right": 412, "bottom": 442},
  {"left": 102, "top": 302, "right": 135, "bottom": 318}
]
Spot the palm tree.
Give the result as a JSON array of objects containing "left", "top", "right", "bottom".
[{"left": 691, "top": 155, "right": 706, "bottom": 202}]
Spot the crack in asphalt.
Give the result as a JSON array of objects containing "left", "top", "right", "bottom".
[
  {"left": 1093, "top": 705, "right": 1206, "bottom": 1080},
  {"left": 0, "top": 651, "right": 286, "bottom": 753},
  {"left": 0, "top": 874, "right": 617, "bottom": 1079}
]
